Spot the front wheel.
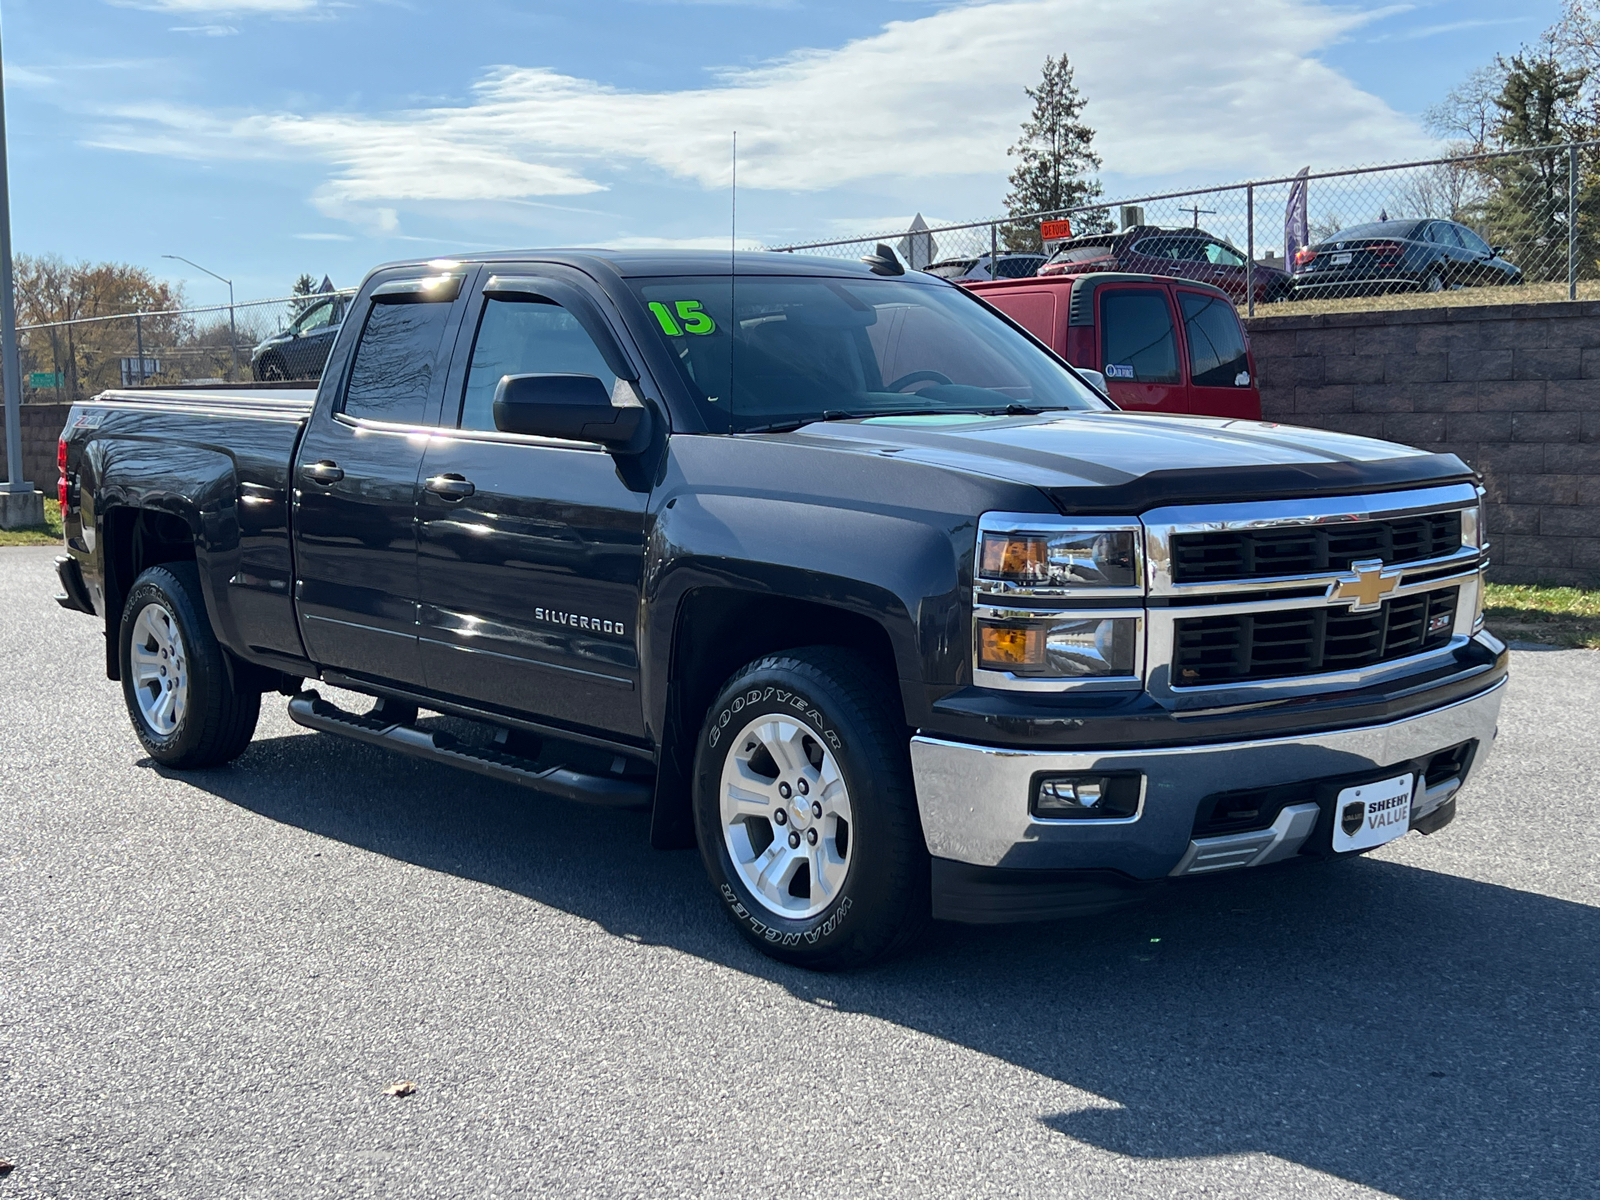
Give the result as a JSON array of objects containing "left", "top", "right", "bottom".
[
  {"left": 119, "top": 562, "right": 260, "bottom": 768},
  {"left": 693, "top": 647, "right": 930, "bottom": 969}
]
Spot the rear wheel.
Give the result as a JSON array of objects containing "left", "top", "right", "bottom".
[
  {"left": 693, "top": 647, "right": 930, "bottom": 969},
  {"left": 119, "top": 563, "right": 260, "bottom": 768}
]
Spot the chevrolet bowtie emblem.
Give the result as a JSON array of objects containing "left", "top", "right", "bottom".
[{"left": 1331, "top": 559, "right": 1400, "bottom": 611}]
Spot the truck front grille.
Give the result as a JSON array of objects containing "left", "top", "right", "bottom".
[
  {"left": 1173, "top": 588, "right": 1459, "bottom": 685},
  {"left": 1171, "top": 512, "right": 1461, "bottom": 583}
]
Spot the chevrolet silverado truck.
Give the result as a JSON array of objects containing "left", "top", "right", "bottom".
[{"left": 53, "top": 248, "right": 1508, "bottom": 969}]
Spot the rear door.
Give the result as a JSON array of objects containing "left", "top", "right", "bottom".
[
  {"left": 1176, "top": 287, "right": 1260, "bottom": 419},
  {"left": 292, "top": 270, "right": 472, "bottom": 684},
  {"left": 1095, "top": 283, "right": 1186, "bottom": 413},
  {"left": 413, "top": 268, "right": 652, "bottom": 742}
]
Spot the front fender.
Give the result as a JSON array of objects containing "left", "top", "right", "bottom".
[{"left": 641, "top": 489, "right": 967, "bottom": 739}]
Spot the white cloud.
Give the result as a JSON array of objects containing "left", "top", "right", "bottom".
[
  {"left": 171, "top": 24, "right": 241, "bottom": 35},
  {"left": 90, "top": 0, "right": 1435, "bottom": 229},
  {"left": 292, "top": 232, "right": 354, "bottom": 241}
]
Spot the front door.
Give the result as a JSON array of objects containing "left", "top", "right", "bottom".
[
  {"left": 1096, "top": 284, "right": 1187, "bottom": 413},
  {"left": 414, "top": 273, "right": 651, "bottom": 742},
  {"left": 293, "top": 273, "right": 468, "bottom": 684},
  {"left": 1176, "top": 287, "right": 1259, "bottom": 419}
]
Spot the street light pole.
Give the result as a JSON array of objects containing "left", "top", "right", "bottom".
[
  {"left": 163, "top": 254, "right": 239, "bottom": 382},
  {"left": 0, "top": 18, "right": 33, "bottom": 505}
]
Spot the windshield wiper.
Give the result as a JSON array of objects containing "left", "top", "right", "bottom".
[
  {"left": 739, "top": 405, "right": 1073, "bottom": 434},
  {"left": 739, "top": 410, "right": 857, "bottom": 434}
]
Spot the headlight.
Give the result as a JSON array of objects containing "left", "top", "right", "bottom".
[
  {"left": 979, "top": 527, "right": 1140, "bottom": 590},
  {"left": 978, "top": 616, "right": 1138, "bottom": 677},
  {"left": 973, "top": 515, "right": 1147, "bottom": 690}
]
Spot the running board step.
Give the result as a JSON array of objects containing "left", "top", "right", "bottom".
[{"left": 286, "top": 691, "right": 652, "bottom": 809}]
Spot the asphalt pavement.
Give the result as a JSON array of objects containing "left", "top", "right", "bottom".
[{"left": 2, "top": 544, "right": 1595, "bottom": 1200}]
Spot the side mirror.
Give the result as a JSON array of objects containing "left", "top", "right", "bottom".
[
  {"left": 492, "top": 373, "right": 653, "bottom": 453},
  {"left": 1492, "top": 245, "right": 1508, "bottom": 257},
  {"left": 1076, "top": 369, "right": 1110, "bottom": 397}
]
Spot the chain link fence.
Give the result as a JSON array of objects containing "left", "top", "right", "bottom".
[
  {"left": 770, "top": 142, "right": 1600, "bottom": 317},
  {"left": 17, "top": 290, "right": 358, "bottom": 402}
]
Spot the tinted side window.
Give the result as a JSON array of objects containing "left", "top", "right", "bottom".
[
  {"left": 293, "top": 299, "right": 337, "bottom": 334},
  {"left": 1100, "top": 289, "right": 1179, "bottom": 384},
  {"left": 460, "top": 297, "right": 619, "bottom": 431},
  {"left": 1180, "top": 292, "right": 1250, "bottom": 388},
  {"left": 1458, "top": 226, "right": 1492, "bottom": 255},
  {"left": 343, "top": 298, "right": 457, "bottom": 424},
  {"left": 1204, "top": 241, "right": 1246, "bottom": 267}
]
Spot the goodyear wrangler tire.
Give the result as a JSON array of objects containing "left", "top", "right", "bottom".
[{"left": 693, "top": 646, "right": 930, "bottom": 969}]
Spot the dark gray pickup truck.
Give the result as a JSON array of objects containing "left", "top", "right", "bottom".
[{"left": 53, "top": 249, "right": 1507, "bottom": 968}]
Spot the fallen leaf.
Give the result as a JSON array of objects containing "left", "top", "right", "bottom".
[{"left": 383, "top": 1080, "right": 417, "bottom": 1098}]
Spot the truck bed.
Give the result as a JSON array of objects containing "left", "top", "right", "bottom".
[{"left": 63, "top": 384, "right": 317, "bottom": 670}]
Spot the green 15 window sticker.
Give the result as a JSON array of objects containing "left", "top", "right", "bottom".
[{"left": 649, "top": 300, "right": 717, "bottom": 337}]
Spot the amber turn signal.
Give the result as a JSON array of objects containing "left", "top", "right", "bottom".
[
  {"left": 979, "top": 535, "right": 1049, "bottom": 581},
  {"left": 978, "top": 624, "right": 1044, "bottom": 669}
]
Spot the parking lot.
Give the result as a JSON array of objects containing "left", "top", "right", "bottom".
[{"left": 1, "top": 543, "right": 1595, "bottom": 1199}]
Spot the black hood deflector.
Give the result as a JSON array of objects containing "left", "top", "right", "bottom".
[{"left": 1048, "top": 453, "right": 1476, "bottom": 515}]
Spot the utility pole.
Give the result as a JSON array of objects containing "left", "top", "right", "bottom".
[
  {"left": 163, "top": 254, "right": 239, "bottom": 381},
  {"left": 0, "top": 17, "right": 42, "bottom": 530}
]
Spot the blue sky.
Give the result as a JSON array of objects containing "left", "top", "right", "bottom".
[{"left": 2, "top": 0, "right": 1560, "bottom": 304}]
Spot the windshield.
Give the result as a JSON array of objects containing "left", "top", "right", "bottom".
[
  {"left": 629, "top": 274, "right": 1107, "bottom": 432},
  {"left": 923, "top": 259, "right": 978, "bottom": 279}
]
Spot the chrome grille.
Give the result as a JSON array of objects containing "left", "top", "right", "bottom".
[
  {"left": 1143, "top": 483, "right": 1484, "bottom": 704},
  {"left": 1171, "top": 511, "right": 1461, "bottom": 583}
]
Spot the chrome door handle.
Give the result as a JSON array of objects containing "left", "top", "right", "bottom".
[
  {"left": 425, "top": 474, "right": 475, "bottom": 500},
  {"left": 302, "top": 460, "right": 344, "bottom": 485}
]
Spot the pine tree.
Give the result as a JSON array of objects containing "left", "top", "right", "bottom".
[
  {"left": 290, "top": 272, "right": 318, "bottom": 317},
  {"left": 1482, "top": 49, "right": 1591, "bottom": 281},
  {"left": 1002, "top": 55, "right": 1105, "bottom": 250}
]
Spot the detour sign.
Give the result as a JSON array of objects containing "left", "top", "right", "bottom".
[{"left": 1039, "top": 218, "right": 1073, "bottom": 242}]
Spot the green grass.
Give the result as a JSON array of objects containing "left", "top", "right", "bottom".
[
  {"left": 0, "top": 497, "right": 63, "bottom": 547},
  {"left": 1247, "top": 279, "right": 1600, "bottom": 321},
  {"left": 1483, "top": 583, "right": 1600, "bottom": 649}
]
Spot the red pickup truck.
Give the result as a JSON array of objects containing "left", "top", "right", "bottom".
[{"left": 964, "top": 272, "right": 1262, "bottom": 420}]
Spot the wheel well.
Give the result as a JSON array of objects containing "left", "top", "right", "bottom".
[
  {"left": 650, "top": 588, "right": 905, "bottom": 849},
  {"left": 102, "top": 506, "right": 197, "bottom": 680}
]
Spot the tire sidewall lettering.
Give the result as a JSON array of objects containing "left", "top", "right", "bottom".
[
  {"left": 706, "top": 683, "right": 844, "bottom": 756},
  {"left": 719, "top": 883, "right": 852, "bottom": 946}
]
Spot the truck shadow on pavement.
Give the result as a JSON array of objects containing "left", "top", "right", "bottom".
[{"left": 176, "top": 725, "right": 1597, "bottom": 1200}]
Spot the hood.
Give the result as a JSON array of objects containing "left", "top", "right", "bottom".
[{"left": 780, "top": 411, "right": 1474, "bottom": 512}]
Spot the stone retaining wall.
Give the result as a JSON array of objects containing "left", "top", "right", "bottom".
[
  {"left": 0, "top": 401, "right": 71, "bottom": 496},
  {"left": 1245, "top": 300, "right": 1600, "bottom": 587}
]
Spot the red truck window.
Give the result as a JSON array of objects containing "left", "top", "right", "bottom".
[
  {"left": 1178, "top": 291, "right": 1251, "bottom": 388},
  {"left": 1099, "top": 289, "right": 1179, "bottom": 383}
]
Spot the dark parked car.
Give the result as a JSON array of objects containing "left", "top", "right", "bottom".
[
  {"left": 924, "top": 252, "right": 1047, "bottom": 281},
  {"left": 1039, "top": 226, "right": 1294, "bottom": 306},
  {"left": 251, "top": 293, "right": 347, "bottom": 381},
  {"left": 1290, "top": 219, "right": 1523, "bottom": 298}
]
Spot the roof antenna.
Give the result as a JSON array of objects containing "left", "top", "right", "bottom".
[{"left": 861, "top": 242, "right": 905, "bottom": 276}]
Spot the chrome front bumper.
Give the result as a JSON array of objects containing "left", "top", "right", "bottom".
[{"left": 909, "top": 677, "right": 1505, "bottom": 878}]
